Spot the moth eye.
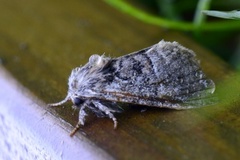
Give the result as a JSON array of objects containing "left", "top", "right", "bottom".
[{"left": 73, "top": 98, "right": 84, "bottom": 106}]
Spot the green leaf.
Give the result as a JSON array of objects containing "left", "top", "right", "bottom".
[{"left": 202, "top": 10, "right": 240, "bottom": 19}]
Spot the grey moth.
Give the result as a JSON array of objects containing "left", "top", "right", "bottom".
[{"left": 49, "top": 40, "right": 215, "bottom": 136}]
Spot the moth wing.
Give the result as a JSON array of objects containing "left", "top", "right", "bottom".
[
  {"left": 85, "top": 41, "right": 216, "bottom": 109},
  {"left": 92, "top": 87, "right": 215, "bottom": 109}
]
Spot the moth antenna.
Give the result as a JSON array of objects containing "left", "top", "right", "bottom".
[{"left": 48, "top": 95, "right": 70, "bottom": 107}]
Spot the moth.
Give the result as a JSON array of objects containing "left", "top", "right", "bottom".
[{"left": 49, "top": 40, "right": 215, "bottom": 136}]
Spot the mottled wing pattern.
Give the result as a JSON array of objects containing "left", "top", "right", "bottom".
[{"left": 90, "top": 41, "right": 215, "bottom": 109}]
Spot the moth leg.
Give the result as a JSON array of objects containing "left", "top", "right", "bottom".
[
  {"left": 70, "top": 102, "right": 88, "bottom": 137},
  {"left": 92, "top": 100, "right": 118, "bottom": 129}
]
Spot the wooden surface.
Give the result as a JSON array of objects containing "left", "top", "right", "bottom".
[{"left": 0, "top": 0, "right": 239, "bottom": 159}]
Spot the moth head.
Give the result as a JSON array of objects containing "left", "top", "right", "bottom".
[
  {"left": 49, "top": 67, "right": 85, "bottom": 107},
  {"left": 49, "top": 54, "right": 110, "bottom": 107}
]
